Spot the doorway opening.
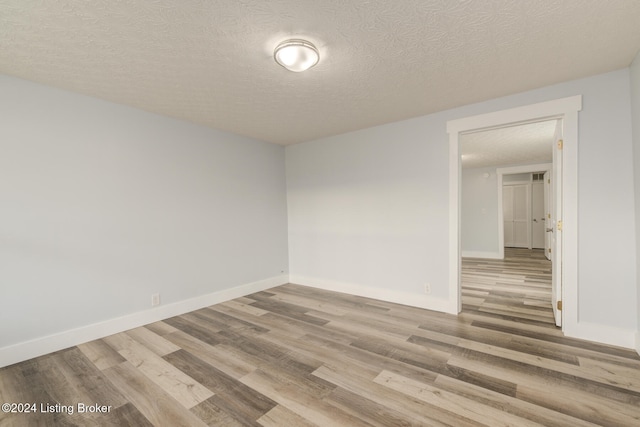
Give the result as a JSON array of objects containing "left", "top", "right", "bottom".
[
  {"left": 459, "top": 118, "right": 558, "bottom": 324},
  {"left": 464, "top": 168, "right": 556, "bottom": 328},
  {"left": 446, "top": 96, "right": 582, "bottom": 335}
]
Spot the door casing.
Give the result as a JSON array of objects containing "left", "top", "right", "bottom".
[{"left": 446, "top": 96, "right": 581, "bottom": 337}]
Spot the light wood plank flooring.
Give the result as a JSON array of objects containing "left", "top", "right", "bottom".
[
  {"left": 2, "top": 251, "right": 640, "bottom": 426},
  {"left": 462, "top": 248, "right": 555, "bottom": 325}
]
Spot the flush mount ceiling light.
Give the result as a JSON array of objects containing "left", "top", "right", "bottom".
[{"left": 274, "top": 39, "right": 319, "bottom": 72}]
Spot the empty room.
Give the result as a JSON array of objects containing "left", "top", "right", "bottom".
[{"left": 2, "top": 1, "right": 640, "bottom": 426}]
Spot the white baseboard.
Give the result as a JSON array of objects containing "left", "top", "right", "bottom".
[
  {"left": 0, "top": 275, "right": 287, "bottom": 368},
  {"left": 563, "top": 321, "right": 637, "bottom": 350},
  {"left": 636, "top": 331, "right": 640, "bottom": 356},
  {"left": 461, "top": 250, "right": 502, "bottom": 259},
  {"left": 290, "top": 275, "right": 457, "bottom": 315}
]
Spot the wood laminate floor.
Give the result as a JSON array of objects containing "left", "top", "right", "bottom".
[{"left": 1, "top": 249, "right": 640, "bottom": 426}]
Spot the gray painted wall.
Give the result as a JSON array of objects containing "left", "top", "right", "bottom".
[
  {"left": 287, "top": 68, "right": 637, "bottom": 333},
  {"left": 0, "top": 75, "right": 289, "bottom": 349},
  {"left": 461, "top": 166, "right": 499, "bottom": 255},
  {"left": 630, "top": 51, "right": 640, "bottom": 349}
]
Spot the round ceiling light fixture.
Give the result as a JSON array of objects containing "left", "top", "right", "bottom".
[{"left": 274, "top": 39, "right": 319, "bottom": 72}]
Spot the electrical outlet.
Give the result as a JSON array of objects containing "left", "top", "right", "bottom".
[
  {"left": 151, "top": 293, "right": 160, "bottom": 307},
  {"left": 424, "top": 283, "right": 431, "bottom": 294}
]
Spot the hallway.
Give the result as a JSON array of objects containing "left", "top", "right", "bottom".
[{"left": 462, "top": 248, "right": 555, "bottom": 326}]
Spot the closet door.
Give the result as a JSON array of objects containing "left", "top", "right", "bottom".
[
  {"left": 512, "top": 184, "right": 530, "bottom": 247},
  {"left": 504, "top": 184, "right": 530, "bottom": 248},
  {"left": 503, "top": 186, "right": 514, "bottom": 247}
]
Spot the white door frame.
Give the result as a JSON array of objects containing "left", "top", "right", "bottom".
[
  {"left": 497, "top": 163, "right": 552, "bottom": 256},
  {"left": 446, "top": 96, "right": 581, "bottom": 336}
]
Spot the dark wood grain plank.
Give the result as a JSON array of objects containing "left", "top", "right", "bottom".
[
  {"left": 163, "top": 349, "right": 276, "bottom": 424},
  {"left": 102, "top": 362, "right": 207, "bottom": 426}
]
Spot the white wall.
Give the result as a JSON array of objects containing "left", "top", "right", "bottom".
[
  {"left": 573, "top": 71, "right": 635, "bottom": 332},
  {"left": 461, "top": 167, "right": 499, "bottom": 257},
  {"left": 631, "top": 51, "right": 640, "bottom": 353},
  {"left": 286, "top": 119, "right": 450, "bottom": 308},
  {"left": 0, "top": 75, "right": 289, "bottom": 363},
  {"left": 287, "top": 68, "right": 637, "bottom": 345}
]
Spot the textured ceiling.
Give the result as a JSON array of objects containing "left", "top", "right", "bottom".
[
  {"left": 1, "top": 1, "right": 639, "bottom": 145},
  {"left": 460, "top": 120, "right": 557, "bottom": 169}
]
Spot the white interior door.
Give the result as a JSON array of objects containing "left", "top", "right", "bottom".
[
  {"left": 509, "top": 184, "right": 530, "bottom": 248},
  {"left": 532, "top": 181, "right": 545, "bottom": 249},
  {"left": 544, "top": 171, "right": 551, "bottom": 260},
  {"left": 503, "top": 184, "right": 530, "bottom": 248},
  {"left": 503, "top": 185, "right": 514, "bottom": 247},
  {"left": 551, "top": 133, "right": 563, "bottom": 327}
]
